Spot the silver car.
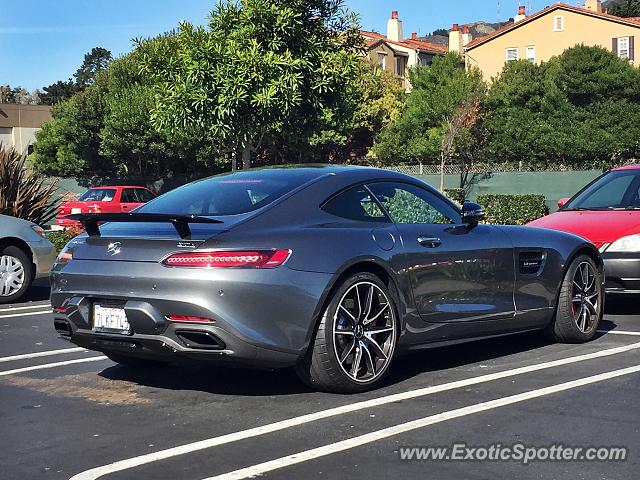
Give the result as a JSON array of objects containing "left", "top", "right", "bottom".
[{"left": 0, "top": 214, "right": 57, "bottom": 303}]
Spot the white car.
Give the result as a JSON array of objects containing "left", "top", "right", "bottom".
[{"left": 0, "top": 214, "right": 57, "bottom": 303}]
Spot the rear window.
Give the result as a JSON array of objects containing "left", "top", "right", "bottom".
[
  {"left": 138, "top": 169, "right": 322, "bottom": 217},
  {"left": 78, "top": 188, "right": 117, "bottom": 202}
]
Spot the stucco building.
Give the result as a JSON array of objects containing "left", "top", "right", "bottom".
[
  {"left": 459, "top": 0, "right": 640, "bottom": 81},
  {"left": 361, "top": 11, "right": 448, "bottom": 90},
  {"left": 0, "top": 104, "right": 52, "bottom": 154}
]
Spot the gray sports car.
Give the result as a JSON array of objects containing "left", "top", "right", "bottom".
[{"left": 51, "top": 166, "right": 604, "bottom": 392}]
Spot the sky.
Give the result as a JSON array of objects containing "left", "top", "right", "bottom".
[{"left": 1, "top": 0, "right": 549, "bottom": 91}]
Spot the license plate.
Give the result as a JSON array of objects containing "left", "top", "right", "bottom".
[
  {"left": 71, "top": 208, "right": 82, "bottom": 214},
  {"left": 93, "top": 304, "right": 130, "bottom": 334}
]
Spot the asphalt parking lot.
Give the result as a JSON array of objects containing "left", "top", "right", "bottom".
[{"left": 1, "top": 284, "right": 638, "bottom": 480}]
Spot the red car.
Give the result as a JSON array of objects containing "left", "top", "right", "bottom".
[
  {"left": 56, "top": 186, "right": 156, "bottom": 228},
  {"left": 529, "top": 164, "right": 640, "bottom": 293}
]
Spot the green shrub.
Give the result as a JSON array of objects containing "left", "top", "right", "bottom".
[
  {"left": 46, "top": 231, "right": 74, "bottom": 253},
  {"left": 444, "top": 188, "right": 465, "bottom": 205},
  {"left": 477, "top": 194, "right": 547, "bottom": 225}
]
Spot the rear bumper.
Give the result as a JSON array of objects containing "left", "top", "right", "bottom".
[
  {"left": 27, "top": 238, "right": 57, "bottom": 279},
  {"left": 50, "top": 259, "right": 333, "bottom": 368},
  {"left": 603, "top": 253, "right": 640, "bottom": 293},
  {"left": 55, "top": 217, "right": 82, "bottom": 228}
]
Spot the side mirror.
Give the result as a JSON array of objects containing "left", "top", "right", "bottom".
[
  {"left": 557, "top": 197, "right": 569, "bottom": 209},
  {"left": 461, "top": 201, "right": 485, "bottom": 226}
]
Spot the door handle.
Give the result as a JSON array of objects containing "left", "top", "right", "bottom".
[{"left": 417, "top": 236, "right": 442, "bottom": 248}]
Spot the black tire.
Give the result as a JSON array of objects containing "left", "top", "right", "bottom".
[
  {"left": 545, "top": 254, "right": 604, "bottom": 343},
  {"left": 0, "top": 245, "right": 33, "bottom": 304},
  {"left": 296, "top": 272, "right": 399, "bottom": 393},
  {"left": 105, "top": 353, "right": 167, "bottom": 369}
]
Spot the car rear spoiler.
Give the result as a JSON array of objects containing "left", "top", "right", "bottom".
[{"left": 67, "top": 213, "right": 223, "bottom": 239}]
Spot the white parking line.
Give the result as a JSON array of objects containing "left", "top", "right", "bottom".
[
  {"left": 0, "top": 303, "right": 52, "bottom": 312},
  {"left": 0, "top": 309, "right": 52, "bottom": 319},
  {"left": 0, "top": 356, "right": 108, "bottom": 377},
  {"left": 598, "top": 330, "right": 640, "bottom": 336},
  {"left": 69, "top": 341, "right": 640, "bottom": 480},
  {"left": 0, "top": 347, "right": 87, "bottom": 363},
  {"left": 206, "top": 364, "right": 640, "bottom": 480}
]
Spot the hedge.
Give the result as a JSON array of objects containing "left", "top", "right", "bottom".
[
  {"left": 476, "top": 194, "right": 547, "bottom": 225},
  {"left": 443, "top": 188, "right": 465, "bottom": 206}
]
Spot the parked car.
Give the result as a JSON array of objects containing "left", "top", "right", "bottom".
[
  {"left": 0, "top": 214, "right": 57, "bottom": 303},
  {"left": 529, "top": 164, "right": 640, "bottom": 294},
  {"left": 51, "top": 166, "right": 603, "bottom": 393},
  {"left": 55, "top": 186, "right": 156, "bottom": 228}
]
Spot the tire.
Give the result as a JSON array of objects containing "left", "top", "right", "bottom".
[
  {"left": 0, "top": 246, "right": 34, "bottom": 304},
  {"left": 105, "top": 353, "right": 167, "bottom": 369},
  {"left": 296, "top": 272, "right": 399, "bottom": 393},
  {"left": 545, "top": 254, "right": 604, "bottom": 343}
]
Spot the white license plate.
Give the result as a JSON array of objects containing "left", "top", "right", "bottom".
[
  {"left": 71, "top": 208, "right": 82, "bottom": 214},
  {"left": 93, "top": 304, "right": 130, "bottom": 334}
]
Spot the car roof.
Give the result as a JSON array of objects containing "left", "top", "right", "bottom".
[{"left": 611, "top": 164, "right": 640, "bottom": 171}]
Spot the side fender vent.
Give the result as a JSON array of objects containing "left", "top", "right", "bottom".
[{"left": 520, "top": 251, "right": 545, "bottom": 275}]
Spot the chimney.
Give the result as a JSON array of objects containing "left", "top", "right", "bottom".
[
  {"left": 387, "top": 11, "right": 404, "bottom": 42},
  {"left": 514, "top": 5, "right": 526, "bottom": 22},
  {"left": 411, "top": 32, "right": 417, "bottom": 40},
  {"left": 461, "top": 25, "right": 472, "bottom": 47},
  {"left": 584, "top": 0, "right": 603, "bottom": 13},
  {"left": 449, "top": 23, "right": 462, "bottom": 53}
]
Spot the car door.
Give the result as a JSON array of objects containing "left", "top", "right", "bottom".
[
  {"left": 119, "top": 188, "right": 143, "bottom": 213},
  {"left": 367, "top": 181, "right": 516, "bottom": 323}
]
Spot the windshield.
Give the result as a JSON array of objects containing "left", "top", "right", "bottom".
[
  {"left": 138, "top": 169, "right": 323, "bottom": 217},
  {"left": 78, "top": 188, "right": 117, "bottom": 202},
  {"left": 564, "top": 170, "right": 640, "bottom": 211}
]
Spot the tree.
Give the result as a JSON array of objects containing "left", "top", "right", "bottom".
[
  {"left": 138, "top": 0, "right": 364, "bottom": 170},
  {"left": 483, "top": 45, "right": 640, "bottom": 168},
  {"left": 608, "top": 0, "right": 640, "bottom": 17},
  {"left": 31, "top": 40, "right": 216, "bottom": 180},
  {"left": 264, "top": 62, "right": 405, "bottom": 164},
  {"left": 0, "top": 85, "right": 40, "bottom": 104},
  {"left": 373, "top": 53, "right": 486, "bottom": 179},
  {"left": 40, "top": 80, "right": 78, "bottom": 106},
  {"left": 74, "top": 47, "right": 113, "bottom": 88}
]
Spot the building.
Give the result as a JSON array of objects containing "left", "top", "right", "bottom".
[
  {"left": 361, "top": 11, "right": 448, "bottom": 90},
  {"left": 460, "top": 0, "right": 640, "bottom": 80},
  {"left": 0, "top": 104, "right": 52, "bottom": 154}
]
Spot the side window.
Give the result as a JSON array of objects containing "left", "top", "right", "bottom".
[
  {"left": 322, "top": 186, "right": 390, "bottom": 223},
  {"left": 368, "top": 182, "right": 460, "bottom": 225},
  {"left": 121, "top": 189, "right": 139, "bottom": 203},
  {"left": 135, "top": 189, "right": 155, "bottom": 203}
]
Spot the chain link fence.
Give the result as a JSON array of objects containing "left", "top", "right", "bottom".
[{"left": 383, "top": 161, "right": 639, "bottom": 175}]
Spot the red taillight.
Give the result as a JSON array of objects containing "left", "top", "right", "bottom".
[
  {"left": 162, "top": 249, "right": 291, "bottom": 268},
  {"left": 167, "top": 315, "right": 214, "bottom": 323},
  {"left": 56, "top": 247, "right": 73, "bottom": 264},
  {"left": 53, "top": 306, "right": 66, "bottom": 314}
]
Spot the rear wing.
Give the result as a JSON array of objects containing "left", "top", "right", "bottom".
[{"left": 67, "top": 213, "right": 223, "bottom": 239}]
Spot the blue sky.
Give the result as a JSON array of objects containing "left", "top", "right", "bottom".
[{"left": 1, "top": 0, "right": 539, "bottom": 91}]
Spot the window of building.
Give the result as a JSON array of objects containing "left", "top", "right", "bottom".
[
  {"left": 377, "top": 52, "right": 386, "bottom": 70},
  {"left": 0, "top": 127, "right": 12, "bottom": 135},
  {"left": 553, "top": 15, "right": 564, "bottom": 32},
  {"left": 505, "top": 48, "right": 519, "bottom": 62},
  {"left": 618, "top": 36, "right": 630, "bottom": 59},
  {"left": 395, "top": 56, "right": 406, "bottom": 77},
  {"left": 526, "top": 46, "right": 536, "bottom": 63}
]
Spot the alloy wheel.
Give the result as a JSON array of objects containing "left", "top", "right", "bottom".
[
  {"left": 0, "top": 255, "right": 25, "bottom": 297},
  {"left": 571, "top": 261, "right": 600, "bottom": 333},
  {"left": 333, "top": 281, "right": 396, "bottom": 383}
]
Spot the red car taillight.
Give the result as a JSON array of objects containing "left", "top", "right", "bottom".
[{"left": 162, "top": 249, "right": 291, "bottom": 268}]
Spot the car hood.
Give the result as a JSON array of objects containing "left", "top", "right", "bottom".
[{"left": 528, "top": 210, "right": 640, "bottom": 246}]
